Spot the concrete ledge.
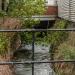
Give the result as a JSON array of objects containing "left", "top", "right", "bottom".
[{"left": 24, "top": 15, "right": 56, "bottom": 21}]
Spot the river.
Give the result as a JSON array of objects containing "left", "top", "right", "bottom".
[{"left": 14, "top": 44, "right": 55, "bottom": 75}]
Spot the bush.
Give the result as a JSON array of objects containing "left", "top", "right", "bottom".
[
  {"left": 55, "top": 43, "right": 75, "bottom": 60},
  {"left": 0, "top": 33, "right": 9, "bottom": 55},
  {"left": 53, "top": 43, "right": 75, "bottom": 75},
  {"left": 51, "top": 19, "right": 75, "bottom": 75},
  {"left": 48, "top": 19, "right": 69, "bottom": 46}
]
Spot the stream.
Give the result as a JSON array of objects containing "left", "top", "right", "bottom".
[{"left": 14, "top": 44, "right": 55, "bottom": 75}]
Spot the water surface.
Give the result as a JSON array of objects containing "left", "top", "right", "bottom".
[{"left": 14, "top": 44, "right": 55, "bottom": 75}]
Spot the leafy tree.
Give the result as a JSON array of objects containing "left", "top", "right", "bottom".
[
  {"left": 6, "top": 0, "right": 46, "bottom": 43},
  {"left": 7, "top": 0, "right": 46, "bottom": 28},
  {"left": 7, "top": 0, "right": 45, "bottom": 17}
]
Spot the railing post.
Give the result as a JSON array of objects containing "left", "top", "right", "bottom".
[{"left": 32, "top": 32, "right": 35, "bottom": 75}]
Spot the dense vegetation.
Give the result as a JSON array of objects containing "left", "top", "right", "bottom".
[
  {"left": 0, "top": 33, "right": 9, "bottom": 55},
  {"left": 48, "top": 19, "right": 68, "bottom": 46},
  {"left": 0, "top": 0, "right": 75, "bottom": 75},
  {"left": 7, "top": 0, "right": 46, "bottom": 43},
  {"left": 0, "top": 0, "right": 46, "bottom": 54},
  {"left": 50, "top": 19, "right": 75, "bottom": 75}
]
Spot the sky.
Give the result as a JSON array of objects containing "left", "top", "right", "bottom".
[{"left": 47, "top": 0, "right": 57, "bottom": 5}]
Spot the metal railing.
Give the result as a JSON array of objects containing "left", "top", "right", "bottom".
[{"left": 0, "top": 29, "right": 75, "bottom": 75}]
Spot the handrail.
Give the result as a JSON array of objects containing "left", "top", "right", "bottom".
[
  {"left": 0, "top": 60, "right": 75, "bottom": 65},
  {"left": 0, "top": 29, "right": 75, "bottom": 32}
]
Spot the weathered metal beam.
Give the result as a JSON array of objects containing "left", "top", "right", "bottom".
[
  {"left": 0, "top": 60, "right": 75, "bottom": 65},
  {"left": 32, "top": 32, "right": 35, "bottom": 75},
  {"left": 0, "top": 29, "right": 75, "bottom": 32},
  {"left": 23, "top": 15, "right": 56, "bottom": 20}
]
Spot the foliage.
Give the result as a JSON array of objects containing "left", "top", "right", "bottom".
[
  {"left": 0, "top": 11, "right": 7, "bottom": 17},
  {"left": 47, "top": 19, "right": 69, "bottom": 46},
  {"left": 8, "top": 0, "right": 45, "bottom": 17},
  {"left": 57, "top": 43, "right": 75, "bottom": 60},
  {"left": 20, "top": 19, "right": 69, "bottom": 44},
  {"left": 7, "top": 0, "right": 45, "bottom": 26},
  {"left": 8, "top": 0, "right": 45, "bottom": 27},
  {"left": 6, "top": 0, "right": 46, "bottom": 43},
  {"left": 21, "top": 18, "right": 40, "bottom": 28},
  {"left": 51, "top": 20, "right": 75, "bottom": 75},
  {"left": 20, "top": 32, "right": 32, "bottom": 43},
  {"left": 0, "top": 0, "right": 46, "bottom": 27},
  {"left": 53, "top": 43, "right": 75, "bottom": 75},
  {"left": 0, "top": 33, "right": 9, "bottom": 55},
  {"left": 0, "top": 0, "right": 46, "bottom": 46}
]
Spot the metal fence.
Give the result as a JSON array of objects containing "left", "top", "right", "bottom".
[{"left": 0, "top": 29, "right": 75, "bottom": 75}]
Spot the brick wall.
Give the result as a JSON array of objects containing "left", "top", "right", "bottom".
[{"left": 45, "top": 6, "right": 58, "bottom": 15}]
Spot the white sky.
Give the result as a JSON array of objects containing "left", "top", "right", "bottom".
[{"left": 47, "top": 0, "right": 57, "bottom": 5}]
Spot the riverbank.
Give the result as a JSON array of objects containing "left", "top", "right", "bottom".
[
  {"left": 0, "top": 55, "right": 14, "bottom": 75},
  {"left": 0, "top": 17, "right": 21, "bottom": 75},
  {"left": 50, "top": 19, "right": 75, "bottom": 75}
]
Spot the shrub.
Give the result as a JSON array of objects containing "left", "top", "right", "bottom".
[
  {"left": 53, "top": 43, "right": 75, "bottom": 75},
  {"left": 48, "top": 19, "right": 69, "bottom": 46}
]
